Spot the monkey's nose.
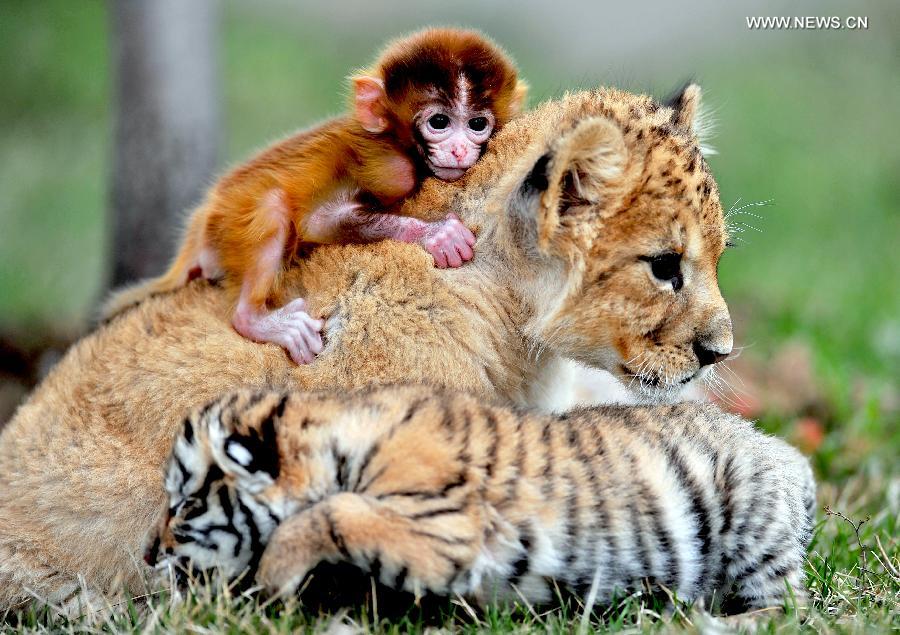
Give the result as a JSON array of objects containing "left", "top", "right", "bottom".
[{"left": 451, "top": 145, "right": 467, "bottom": 160}]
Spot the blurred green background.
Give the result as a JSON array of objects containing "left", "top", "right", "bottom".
[{"left": 1, "top": 2, "right": 898, "bottom": 446}]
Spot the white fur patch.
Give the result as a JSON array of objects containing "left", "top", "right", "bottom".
[{"left": 226, "top": 441, "right": 253, "bottom": 467}]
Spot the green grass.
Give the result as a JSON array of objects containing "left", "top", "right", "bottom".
[
  {"left": 3, "top": 482, "right": 898, "bottom": 634},
  {"left": 1, "top": 1, "right": 898, "bottom": 632}
]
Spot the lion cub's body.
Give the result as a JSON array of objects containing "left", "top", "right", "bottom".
[
  {"left": 152, "top": 386, "right": 815, "bottom": 611},
  {"left": 2, "top": 85, "right": 735, "bottom": 612}
]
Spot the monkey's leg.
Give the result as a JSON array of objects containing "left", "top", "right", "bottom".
[
  {"left": 230, "top": 190, "right": 323, "bottom": 365},
  {"left": 257, "top": 492, "right": 480, "bottom": 599},
  {"left": 304, "top": 194, "right": 477, "bottom": 269}
]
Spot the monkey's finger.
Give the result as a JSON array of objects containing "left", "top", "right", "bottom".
[
  {"left": 279, "top": 320, "right": 319, "bottom": 359},
  {"left": 280, "top": 333, "right": 312, "bottom": 365},
  {"left": 283, "top": 297, "right": 308, "bottom": 311},
  {"left": 445, "top": 232, "right": 473, "bottom": 264},
  {"left": 296, "top": 322, "right": 323, "bottom": 355},
  {"left": 457, "top": 223, "right": 477, "bottom": 247},
  {"left": 455, "top": 239, "right": 474, "bottom": 262},
  {"left": 445, "top": 245, "right": 463, "bottom": 268},
  {"left": 446, "top": 213, "right": 476, "bottom": 246},
  {"left": 428, "top": 243, "right": 449, "bottom": 268}
]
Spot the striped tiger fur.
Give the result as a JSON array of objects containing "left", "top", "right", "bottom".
[{"left": 146, "top": 385, "right": 816, "bottom": 612}]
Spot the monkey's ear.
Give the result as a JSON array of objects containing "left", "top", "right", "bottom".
[
  {"left": 352, "top": 75, "right": 389, "bottom": 133},
  {"left": 510, "top": 80, "right": 529, "bottom": 116},
  {"left": 520, "top": 117, "right": 626, "bottom": 251}
]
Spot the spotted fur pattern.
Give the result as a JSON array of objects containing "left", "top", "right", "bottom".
[{"left": 149, "top": 386, "right": 815, "bottom": 612}]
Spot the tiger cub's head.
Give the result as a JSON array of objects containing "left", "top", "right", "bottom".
[
  {"left": 494, "top": 84, "right": 733, "bottom": 400},
  {"left": 144, "top": 391, "right": 289, "bottom": 580}
]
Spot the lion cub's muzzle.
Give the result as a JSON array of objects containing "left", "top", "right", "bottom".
[{"left": 693, "top": 313, "right": 733, "bottom": 367}]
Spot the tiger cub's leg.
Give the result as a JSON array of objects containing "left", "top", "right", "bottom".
[
  {"left": 717, "top": 448, "right": 815, "bottom": 612},
  {"left": 257, "top": 492, "right": 481, "bottom": 598}
]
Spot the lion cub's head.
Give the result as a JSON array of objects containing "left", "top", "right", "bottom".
[{"left": 492, "top": 85, "right": 732, "bottom": 400}]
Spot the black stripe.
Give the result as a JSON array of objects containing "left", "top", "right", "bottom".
[
  {"left": 641, "top": 476, "right": 678, "bottom": 587},
  {"left": 407, "top": 505, "right": 465, "bottom": 520},
  {"left": 541, "top": 421, "right": 554, "bottom": 498},
  {"left": 766, "top": 556, "right": 801, "bottom": 582},
  {"left": 191, "top": 464, "right": 225, "bottom": 508},
  {"left": 353, "top": 441, "right": 382, "bottom": 492},
  {"left": 410, "top": 529, "right": 470, "bottom": 546},
  {"left": 174, "top": 456, "right": 191, "bottom": 491},
  {"left": 458, "top": 405, "right": 472, "bottom": 463},
  {"left": 731, "top": 549, "right": 779, "bottom": 581},
  {"left": 145, "top": 535, "right": 161, "bottom": 566},
  {"left": 506, "top": 417, "right": 527, "bottom": 502},
  {"left": 369, "top": 554, "right": 383, "bottom": 583},
  {"left": 236, "top": 495, "right": 264, "bottom": 572},
  {"left": 484, "top": 411, "right": 500, "bottom": 479},
  {"left": 663, "top": 441, "right": 715, "bottom": 594},
  {"left": 561, "top": 469, "right": 579, "bottom": 571},
  {"left": 181, "top": 418, "right": 194, "bottom": 444},
  {"left": 621, "top": 451, "right": 658, "bottom": 583},
  {"left": 332, "top": 442, "right": 349, "bottom": 490},
  {"left": 509, "top": 524, "right": 532, "bottom": 585},
  {"left": 570, "top": 424, "right": 605, "bottom": 579},
  {"left": 435, "top": 550, "right": 465, "bottom": 589},
  {"left": 324, "top": 507, "right": 351, "bottom": 559},
  {"left": 592, "top": 428, "right": 625, "bottom": 580},
  {"left": 375, "top": 472, "right": 467, "bottom": 500},
  {"left": 216, "top": 485, "right": 244, "bottom": 558},
  {"left": 394, "top": 566, "right": 408, "bottom": 590}
]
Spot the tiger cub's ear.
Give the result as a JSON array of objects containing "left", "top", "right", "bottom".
[{"left": 207, "top": 402, "right": 281, "bottom": 494}]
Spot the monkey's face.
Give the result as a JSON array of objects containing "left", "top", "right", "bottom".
[{"left": 416, "top": 103, "right": 495, "bottom": 181}]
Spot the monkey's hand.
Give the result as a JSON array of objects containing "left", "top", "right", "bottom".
[
  {"left": 232, "top": 298, "right": 324, "bottom": 365},
  {"left": 418, "top": 213, "right": 476, "bottom": 268}
]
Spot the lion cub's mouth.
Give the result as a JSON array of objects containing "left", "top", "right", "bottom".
[{"left": 620, "top": 364, "right": 697, "bottom": 391}]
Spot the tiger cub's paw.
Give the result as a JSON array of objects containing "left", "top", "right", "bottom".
[{"left": 255, "top": 512, "right": 322, "bottom": 598}]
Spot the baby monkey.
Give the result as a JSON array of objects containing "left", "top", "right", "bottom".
[{"left": 104, "top": 28, "right": 525, "bottom": 364}]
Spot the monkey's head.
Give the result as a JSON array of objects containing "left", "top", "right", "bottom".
[{"left": 352, "top": 28, "right": 527, "bottom": 181}]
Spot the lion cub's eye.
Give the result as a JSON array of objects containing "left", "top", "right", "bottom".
[{"left": 641, "top": 253, "right": 683, "bottom": 291}]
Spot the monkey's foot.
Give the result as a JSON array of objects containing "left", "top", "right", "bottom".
[
  {"left": 232, "top": 298, "right": 324, "bottom": 365},
  {"left": 418, "top": 213, "right": 476, "bottom": 268}
]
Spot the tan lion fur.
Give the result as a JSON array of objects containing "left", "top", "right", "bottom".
[{"left": 0, "top": 85, "right": 732, "bottom": 613}]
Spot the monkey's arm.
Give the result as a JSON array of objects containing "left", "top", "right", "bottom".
[{"left": 302, "top": 193, "right": 476, "bottom": 269}]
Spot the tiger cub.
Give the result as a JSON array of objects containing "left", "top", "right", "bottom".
[{"left": 146, "top": 385, "right": 816, "bottom": 612}]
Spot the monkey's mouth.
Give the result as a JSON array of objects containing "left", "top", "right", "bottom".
[{"left": 428, "top": 164, "right": 467, "bottom": 182}]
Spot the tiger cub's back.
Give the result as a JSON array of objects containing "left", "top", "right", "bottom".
[{"left": 356, "top": 389, "right": 815, "bottom": 609}]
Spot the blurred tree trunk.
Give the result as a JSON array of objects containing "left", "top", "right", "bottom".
[{"left": 108, "top": 0, "right": 221, "bottom": 286}]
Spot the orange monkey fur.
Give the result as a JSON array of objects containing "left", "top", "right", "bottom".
[{"left": 101, "top": 29, "right": 526, "bottom": 343}]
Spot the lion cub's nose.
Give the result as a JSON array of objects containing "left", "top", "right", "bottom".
[{"left": 693, "top": 340, "right": 731, "bottom": 367}]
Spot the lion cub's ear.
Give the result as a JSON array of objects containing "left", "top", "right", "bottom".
[
  {"left": 520, "top": 117, "right": 627, "bottom": 251},
  {"left": 666, "top": 83, "right": 716, "bottom": 155}
]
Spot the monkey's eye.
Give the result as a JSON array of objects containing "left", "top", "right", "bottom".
[
  {"left": 640, "top": 253, "right": 683, "bottom": 291},
  {"left": 428, "top": 114, "right": 450, "bottom": 130},
  {"left": 468, "top": 117, "right": 488, "bottom": 132}
]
